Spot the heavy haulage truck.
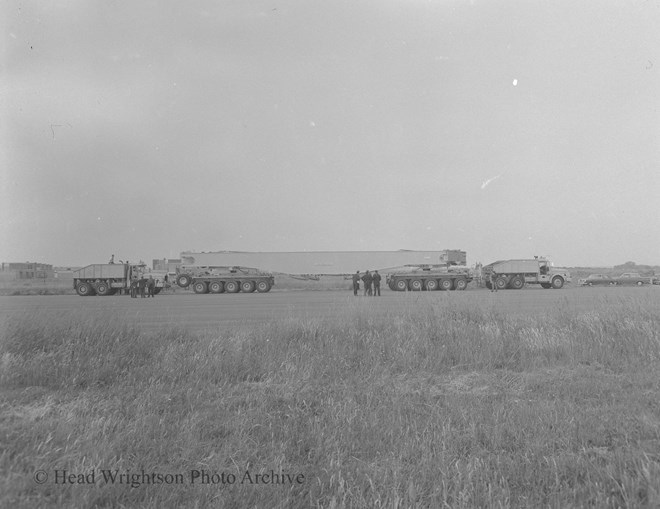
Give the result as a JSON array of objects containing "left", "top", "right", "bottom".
[
  {"left": 481, "top": 258, "right": 571, "bottom": 290},
  {"left": 175, "top": 266, "right": 274, "bottom": 294},
  {"left": 73, "top": 263, "right": 165, "bottom": 296}
]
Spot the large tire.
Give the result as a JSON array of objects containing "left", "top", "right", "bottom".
[
  {"left": 192, "top": 281, "right": 208, "bottom": 294},
  {"left": 209, "top": 281, "right": 224, "bottom": 294},
  {"left": 454, "top": 278, "right": 468, "bottom": 291},
  {"left": 409, "top": 279, "right": 423, "bottom": 291},
  {"left": 509, "top": 276, "right": 524, "bottom": 290},
  {"left": 95, "top": 281, "right": 112, "bottom": 296},
  {"left": 76, "top": 282, "right": 94, "bottom": 296},
  {"left": 425, "top": 279, "right": 439, "bottom": 291},
  {"left": 225, "top": 281, "right": 240, "bottom": 293},
  {"left": 551, "top": 276, "right": 564, "bottom": 289},
  {"left": 495, "top": 277, "right": 508, "bottom": 290},
  {"left": 440, "top": 279, "right": 453, "bottom": 291},
  {"left": 256, "top": 280, "right": 271, "bottom": 293},
  {"left": 395, "top": 278, "right": 408, "bottom": 292},
  {"left": 176, "top": 274, "right": 192, "bottom": 288},
  {"left": 241, "top": 280, "right": 256, "bottom": 293}
]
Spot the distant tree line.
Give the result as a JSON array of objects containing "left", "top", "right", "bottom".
[{"left": 612, "top": 261, "right": 658, "bottom": 276}]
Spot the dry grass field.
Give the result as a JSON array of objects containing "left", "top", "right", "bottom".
[{"left": 1, "top": 289, "right": 660, "bottom": 508}]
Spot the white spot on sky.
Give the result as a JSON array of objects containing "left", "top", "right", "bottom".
[
  {"left": 481, "top": 174, "right": 502, "bottom": 189},
  {"left": 512, "top": 79, "right": 518, "bottom": 86},
  {"left": 97, "top": 217, "right": 101, "bottom": 221},
  {"left": 309, "top": 121, "right": 316, "bottom": 127}
]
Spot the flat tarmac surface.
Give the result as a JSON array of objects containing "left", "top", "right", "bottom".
[{"left": 2, "top": 285, "right": 659, "bottom": 333}]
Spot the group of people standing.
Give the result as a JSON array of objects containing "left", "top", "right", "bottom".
[
  {"left": 130, "top": 276, "right": 157, "bottom": 298},
  {"left": 352, "top": 270, "right": 382, "bottom": 296}
]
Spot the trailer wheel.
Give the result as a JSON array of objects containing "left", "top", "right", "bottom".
[
  {"left": 425, "top": 279, "right": 439, "bottom": 291},
  {"left": 76, "top": 282, "right": 94, "bottom": 296},
  {"left": 454, "top": 278, "right": 468, "bottom": 291},
  {"left": 395, "top": 278, "right": 408, "bottom": 292},
  {"left": 409, "top": 279, "right": 423, "bottom": 291},
  {"left": 241, "top": 280, "right": 256, "bottom": 293},
  {"left": 209, "top": 281, "right": 224, "bottom": 294},
  {"left": 225, "top": 281, "right": 240, "bottom": 293},
  {"left": 256, "top": 280, "right": 271, "bottom": 293},
  {"left": 495, "top": 277, "right": 508, "bottom": 290},
  {"left": 95, "top": 281, "right": 112, "bottom": 296},
  {"left": 509, "top": 276, "right": 524, "bottom": 290},
  {"left": 551, "top": 276, "right": 564, "bottom": 289},
  {"left": 193, "top": 281, "right": 209, "bottom": 294},
  {"left": 440, "top": 279, "right": 453, "bottom": 291},
  {"left": 176, "top": 274, "right": 192, "bottom": 288}
]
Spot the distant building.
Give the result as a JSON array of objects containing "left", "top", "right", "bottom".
[
  {"left": 1, "top": 262, "right": 54, "bottom": 279},
  {"left": 439, "top": 249, "right": 467, "bottom": 266},
  {"left": 53, "top": 267, "right": 81, "bottom": 279}
]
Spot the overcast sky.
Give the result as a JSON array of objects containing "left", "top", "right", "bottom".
[{"left": 2, "top": 0, "right": 659, "bottom": 268}]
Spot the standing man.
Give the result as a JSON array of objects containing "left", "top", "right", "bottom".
[
  {"left": 352, "top": 271, "right": 361, "bottom": 296},
  {"left": 372, "top": 270, "right": 381, "bottom": 296},
  {"left": 490, "top": 270, "right": 498, "bottom": 292},
  {"left": 147, "top": 276, "right": 156, "bottom": 298},
  {"left": 362, "top": 270, "right": 373, "bottom": 296},
  {"left": 139, "top": 277, "right": 147, "bottom": 298}
]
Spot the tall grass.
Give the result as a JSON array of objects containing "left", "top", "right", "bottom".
[{"left": 2, "top": 298, "right": 660, "bottom": 508}]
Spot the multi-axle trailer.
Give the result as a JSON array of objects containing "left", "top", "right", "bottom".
[{"left": 175, "top": 266, "right": 274, "bottom": 294}]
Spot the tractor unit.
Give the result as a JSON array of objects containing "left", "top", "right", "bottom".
[
  {"left": 73, "top": 263, "right": 165, "bottom": 296},
  {"left": 481, "top": 258, "right": 571, "bottom": 290}
]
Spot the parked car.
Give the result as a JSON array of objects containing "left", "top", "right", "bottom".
[
  {"left": 612, "top": 273, "right": 654, "bottom": 286},
  {"left": 579, "top": 274, "right": 615, "bottom": 286}
]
